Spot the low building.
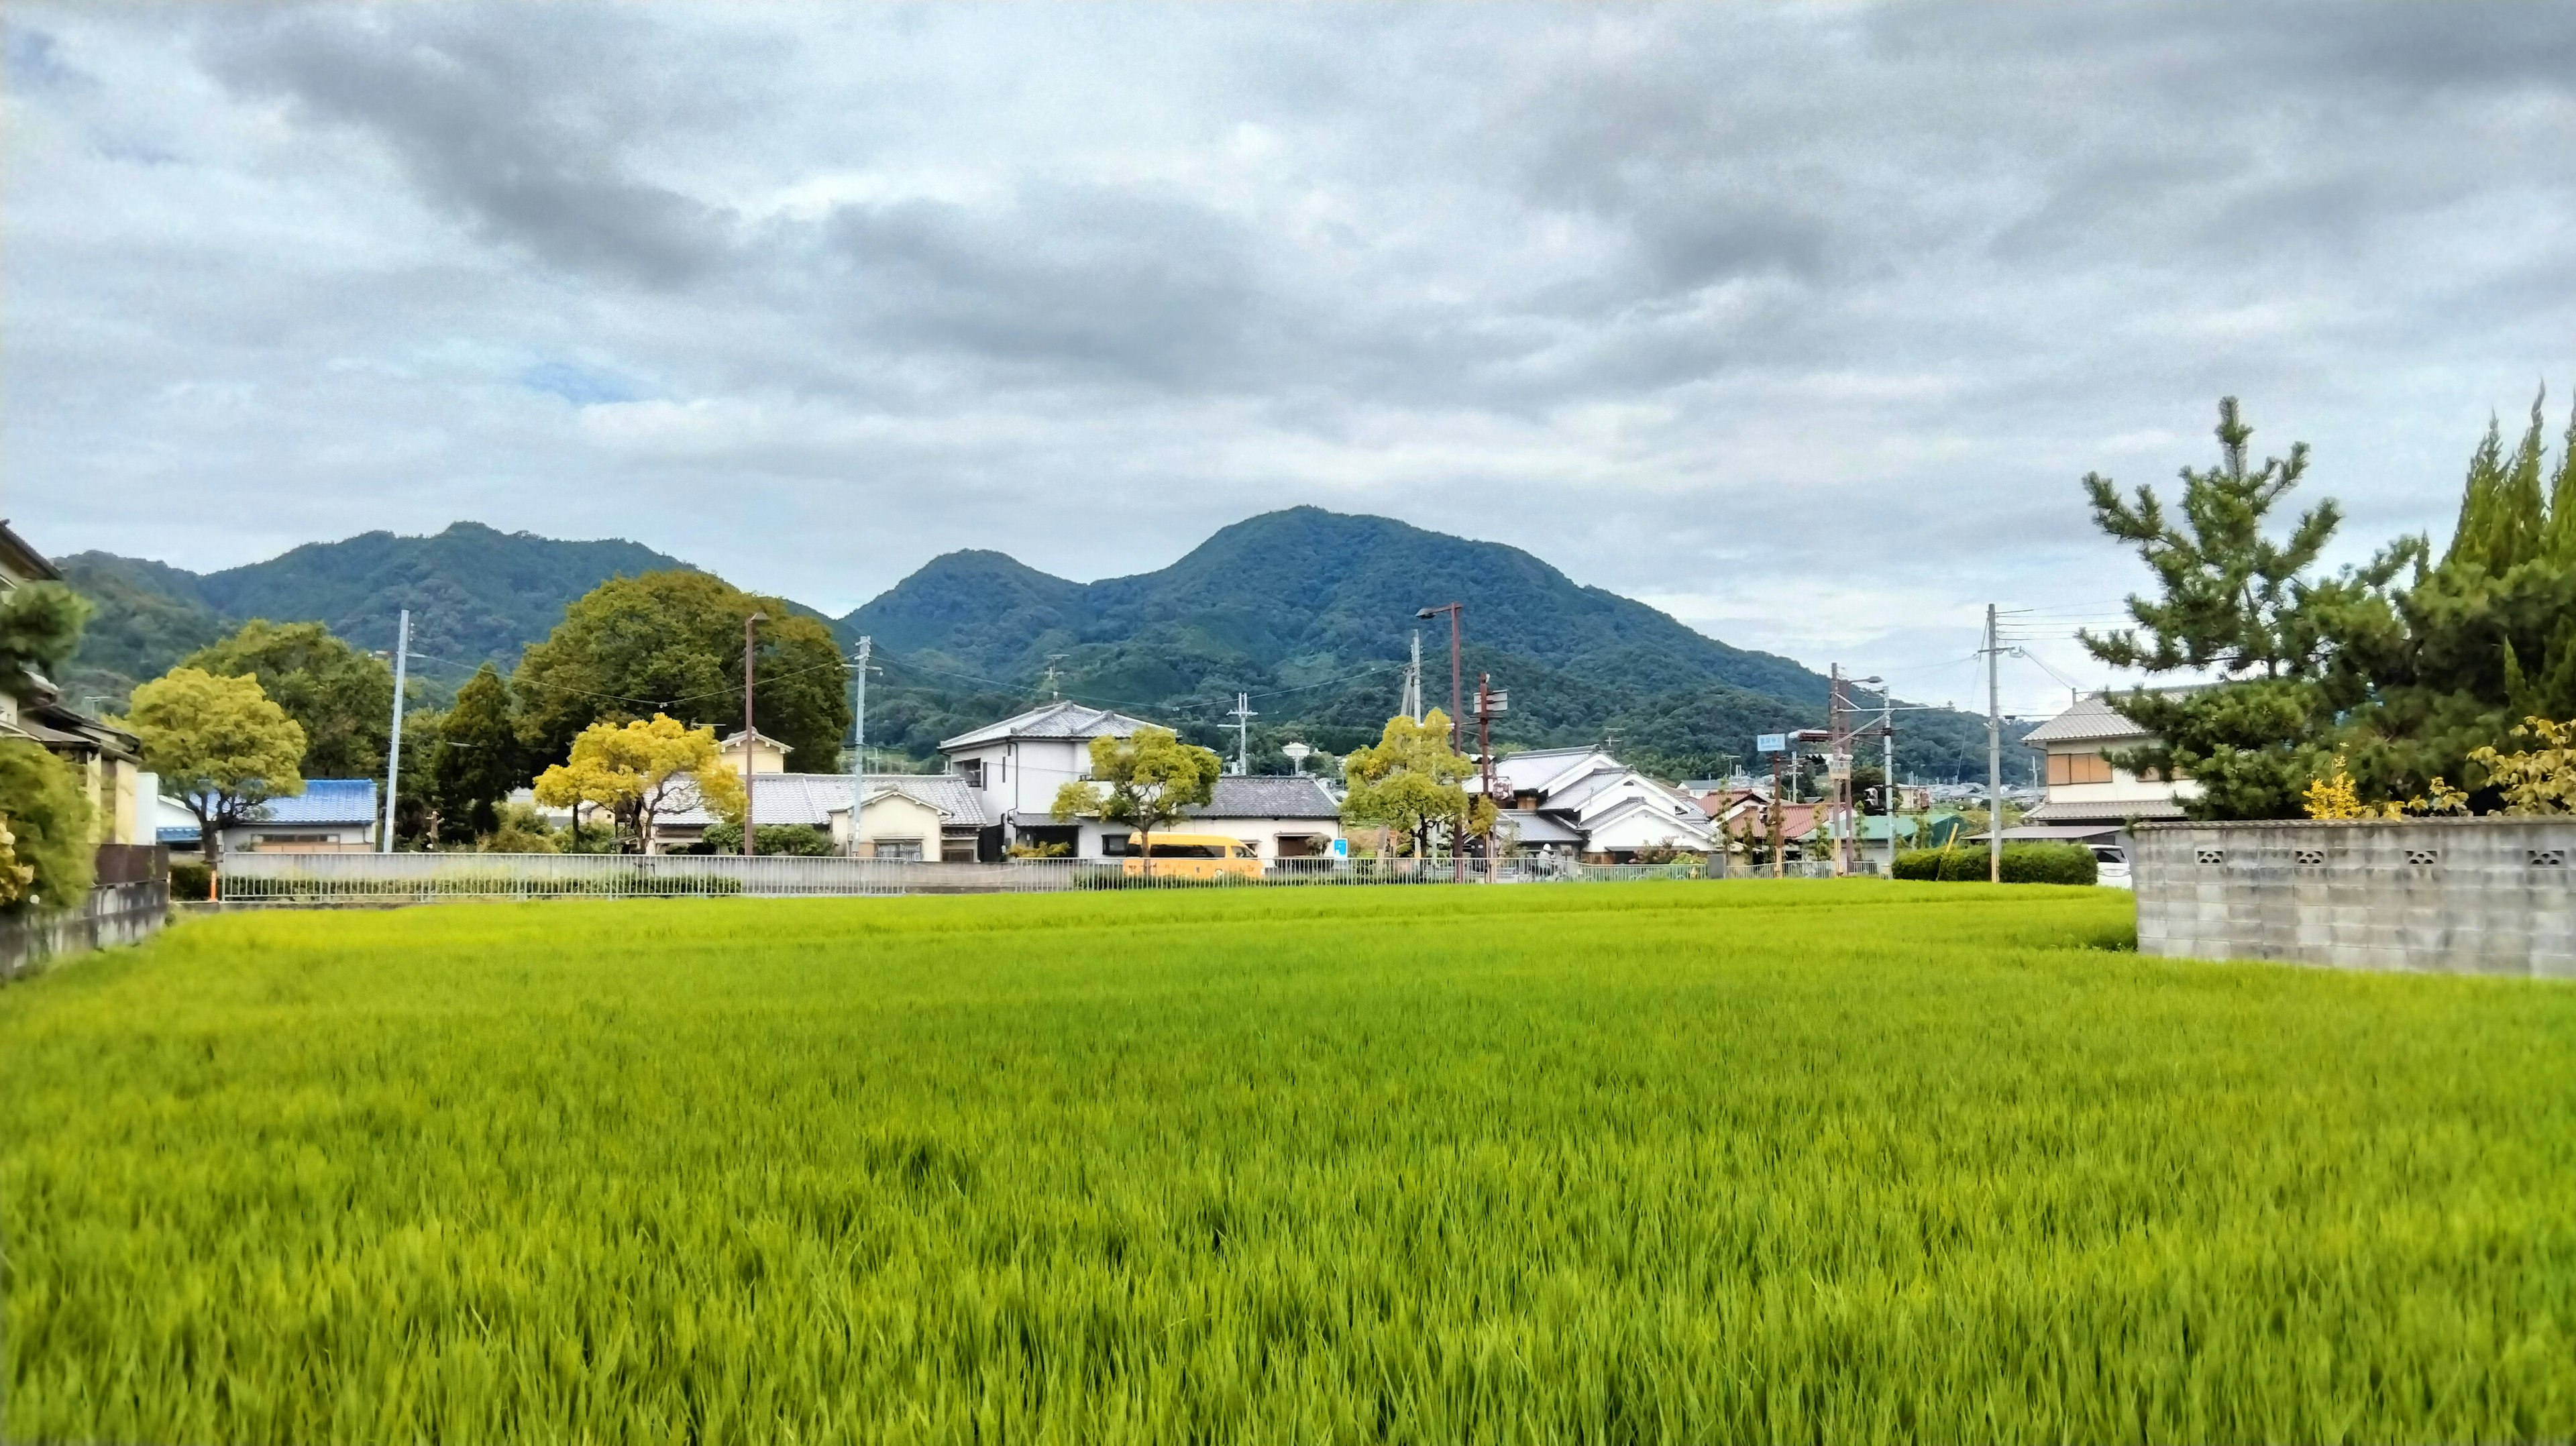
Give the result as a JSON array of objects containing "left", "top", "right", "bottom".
[
  {"left": 2017, "top": 692, "right": 2198, "bottom": 845},
  {"left": 651, "top": 773, "right": 999, "bottom": 860},
  {"left": 1484, "top": 746, "right": 1717, "bottom": 861},
  {"left": 158, "top": 779, "right": 379, "bottom": 854}
]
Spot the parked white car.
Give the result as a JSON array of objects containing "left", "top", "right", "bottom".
[{"left": 2090, "top": 844, "right": 2133, "bottom": 889}]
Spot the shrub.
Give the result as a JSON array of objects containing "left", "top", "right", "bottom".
[
  {"left": 168, "top": 860, "right": 214, "bottom": 902},
  {"left": 699, "top": 822, "right": 835, "bottom": 856},
  {"left": 1896, "top": 841, "right": 2098, "bottom": 885},
  {"left": 0, "top": 740, "right": 95, "bottom": 911}
]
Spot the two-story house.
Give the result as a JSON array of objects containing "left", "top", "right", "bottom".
[
  {"left": 939, "top": 702, "right": 1344, "bottom": 860},
  {"left": 2017, "top": 692, "right": 2198, "bottom": 843},
  {"left": 1482, "top": 746, "right": 1718, "bottom": 862}
]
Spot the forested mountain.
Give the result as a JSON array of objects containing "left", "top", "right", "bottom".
[
  {"left": 59, "top": 508, "right": 2017, "bottom": 779},
  {"left": 841, "top": 508, "right": 2012, "bottom": 779},
  {"left": 59, "top": 523, "right": 692, "bottom": 708}
]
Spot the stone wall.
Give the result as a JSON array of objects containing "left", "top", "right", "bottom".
[{"left": 2134, "top": 818, "right": 2576, "bottom": 977}]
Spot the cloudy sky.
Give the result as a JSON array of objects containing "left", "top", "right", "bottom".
[{"left": 8, "top": 3, "right": 2573, "bottom": 714}]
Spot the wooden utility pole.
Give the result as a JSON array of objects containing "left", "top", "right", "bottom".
[
  {"left": 743, "top": 612, "right": 765, "bottom": 858},
  {"left": 1417, "top": 602, "right": 1465, "bottom": 883}
]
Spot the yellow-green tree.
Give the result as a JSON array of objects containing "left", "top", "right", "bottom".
[
  {"left": 1340, "top": 710, "right": 1493, "bottom": 858},
  {"left": 2470, "top": 716, "right": 2576, "bottom": 815},
  {"left": 533, "top": 714, "right": 743, "bottom": 853},
  {"left": 0, "top": 741, "right": 94, "bottom": 910},
  {"left": 1050, "top": 726, "right": 1221, "bottom": 865},
  {"left": 127, "top": 667, "right": 307, "bottom": 868}
]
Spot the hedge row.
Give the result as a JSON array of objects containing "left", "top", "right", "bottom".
[{"left": 1894, "top": 841, "right": 2098, "bottom": 885}]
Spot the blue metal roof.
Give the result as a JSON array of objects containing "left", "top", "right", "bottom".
[
  {"left": 157, "top": 824, "right": 199, "bottom": 844},
  {"left": 235, "top": 779, "right": 378, "bottom": 826},
  {"left": 258, "top": 779, "right": 377, "bottom": 824}
]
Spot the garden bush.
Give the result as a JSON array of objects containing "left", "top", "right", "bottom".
[
  {"left": 0, "top": 740, "right": 95, "bottom": 911},
  {"left": 1896, "top": 840, "right": 2098, "bottom": 885},
  {"left": 166, "top": 860, "right": 213, "bottom": 902}
]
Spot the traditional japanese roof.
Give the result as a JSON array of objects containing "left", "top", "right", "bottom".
[
  {"left": 1184, "top": 775, "right": 1340, "bottom": 821},
  {"left": 938, "top": 702, "right": 1157, "bottom": 750},
  {"left": 0, "top": 519, "right": 61, "bottom": 583},
  {"left": 2024, "top": 797, "right": 2188, "bottom": 824},
  {"left": 663, "top": 773, "right": 999, "bottom": 829},
  {"left": 2022, "top": 693, "right": 2154, "bottom": 746},
  {"left": 1495, "top": 809, "right": 1584, "bottom": 844}
]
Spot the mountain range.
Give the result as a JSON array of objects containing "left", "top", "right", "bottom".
[{"left": 58, "top": 510, "right": 2021, "bottom": 779}]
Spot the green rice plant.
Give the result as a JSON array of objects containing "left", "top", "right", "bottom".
[{"left": 5, "top": 881, "right": 2573, "bottom": 1443}]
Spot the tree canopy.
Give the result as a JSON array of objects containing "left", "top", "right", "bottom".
[
  {"left": 0, "top": 582, "right": 94, "bottom": 701},
  {"left": 126, "top": 667, "right": 307, "bottom": 865},
  {"left": 428, "top": 664, "right": 523, "bottom": 843},
  {"left": 513, "top": 571, "right": 849, "bottom": 771},
  {"left": 0, "top": 740, "right": 96, "bottom": 911},
  {"left": 532, "top": 714, "right": 743, "bottom": 854},
  {"left": 1049, "top": 726, "right": 1221, "bottom": 858},
  {"left": 180, "top": 620, "right": 394, "bottom": 780},
  {"left": 1339, "top": 710, "right": 1493, "bottom": 856}
]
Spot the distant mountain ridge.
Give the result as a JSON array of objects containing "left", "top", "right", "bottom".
[
  {"left": 834, "top": 507, "right": 2010, "bottom": 777},
  {"left": 58, "top": 508, "right": 2017, "bottom": 778},
  {"left": 59, "top": 522, "right": 694, "bottom": 706}
]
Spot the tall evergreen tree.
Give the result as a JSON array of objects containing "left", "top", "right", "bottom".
[
  {"left": 431, "top": 665, "right": 523, "bottom": 842},
  {"left": 2079, "top": 398, "right": 2410, "bottom": 819}
]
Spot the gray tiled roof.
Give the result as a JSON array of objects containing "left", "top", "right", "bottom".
[
  {"left": 2023, "top": 694, "right": 2153, "bottom": 744},
  {"left": 1183, "top": 775, "right": 1341, "bottom": 820},
  {"left": 939, "top": 702, "right": 1158, "bottom": 750},
  {"left": 664, "top": 773, "right": 998, "bottom": 829},
  {"left": 2025, "top": 797, "right": 2188, "bottom": 823}
]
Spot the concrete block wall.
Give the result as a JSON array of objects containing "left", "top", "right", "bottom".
[{"left": 2134, "top": 818, "right": 2576, "bottom": 977}]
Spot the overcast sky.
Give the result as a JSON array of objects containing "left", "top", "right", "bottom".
[{"left": 8, "top": 3, "right": 2573, "bottom": 715}]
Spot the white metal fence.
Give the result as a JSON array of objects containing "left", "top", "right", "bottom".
[{"left": 211, "top": 852, "right": 1737, "bottom": 905}]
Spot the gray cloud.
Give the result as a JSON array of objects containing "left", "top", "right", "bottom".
[
  {"left": 7, "top": 0, "right": 2575, "bottom": 716},
  {"left": 199, "top": 7, "right": 739, "bottom": 286}
]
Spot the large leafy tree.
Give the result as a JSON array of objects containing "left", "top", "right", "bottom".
[
  {"left": 180, "top": 620, "right": 394, "bottom": 779},
  {"left": 126, "top": 667, "right": 307, "bottom": 867},
  {"left": 1049, "top": 726, "right": 1222, "bottom": 862},
  {"left": 513, "top": 571, "right": 849, "bottom": 770},
  {"left": 532, "top": 714, "right": 743, "bottom": 854},
  {"left": 1338, "top": 710, "right": 1495, "bottom": 856},
  {"left": 2078, "top": 398, "right": 2411, "bottom": 819},
  {"left": 429, "top": 664, "right": 524, "bottom": 842}
]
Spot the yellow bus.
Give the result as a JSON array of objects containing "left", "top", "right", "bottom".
[{"left": 1120, "top": 833, "right": 1263, "bottom": 880}]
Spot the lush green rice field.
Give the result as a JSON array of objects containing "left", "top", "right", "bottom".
[{"left": 5, "top": 882, "right": 2574, "bottom": 1443}]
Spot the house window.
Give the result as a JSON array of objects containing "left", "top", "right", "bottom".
[
  {"left": 957, "top": 759, "right": 985, "bottom": 789},
  {"left": 941, "top": 835, "right": 979, "bottom": 863},
  {"left": 872, "top": 840, "right": 924, "bottom": 860},
  {"left": 2047, "top": 752, "right": 2113, "bottom": 786},
  {"left": 1275, "top": 834, "right": 1320, "bottom": 858}
]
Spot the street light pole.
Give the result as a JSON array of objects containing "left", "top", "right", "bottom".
[
  {"left": 381, "top": 608, "right": 409, "bottom": 853},
  {"left": 743, "top": 612, "right": 765, "bottom": 859}
]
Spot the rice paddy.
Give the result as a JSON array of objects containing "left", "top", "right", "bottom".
[{"left": 5, "top": 881, "right": 2574, "bottom": 1443}]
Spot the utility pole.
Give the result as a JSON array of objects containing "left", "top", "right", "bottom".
[
  {"left": 849, "top": 634, "right": 872, "bottom": 857},
  {"left": 743, "top": 612, "right": 765, "bottom": 858},
  {"left": 1768, "top": 751, "right": 1785, "bottom": 879},
  {"left": 1042, "top": 653, "right": 1067, "bottom": 701},
  {"left": 1404, "top": 632, "right": 1424, "bottom": 722},
  {"left": 1228, "top": 692, "right": 1257, "bottom": 776},
  {"left": 1882, "top": 693, "right": 1898, "bottom": 878},
  {"left": 1416, "top": 602, "right": 1466, "bottom": 883},
  {"left": 1985, "top": 602, "right": 2002, "bottom": 885},
  {"left": 1829, "top": 664, "right": 1851, "bottom": 877},
  {"left": 1476, "top": 674, "right": 1507, "bottom": 880},
  {"left": 380, "top": 608, "right": 409, "bottom": 853}
]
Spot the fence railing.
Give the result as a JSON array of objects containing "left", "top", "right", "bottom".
[{"left": 213, "top": 851, "right": 1737, "bottom": 904}]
